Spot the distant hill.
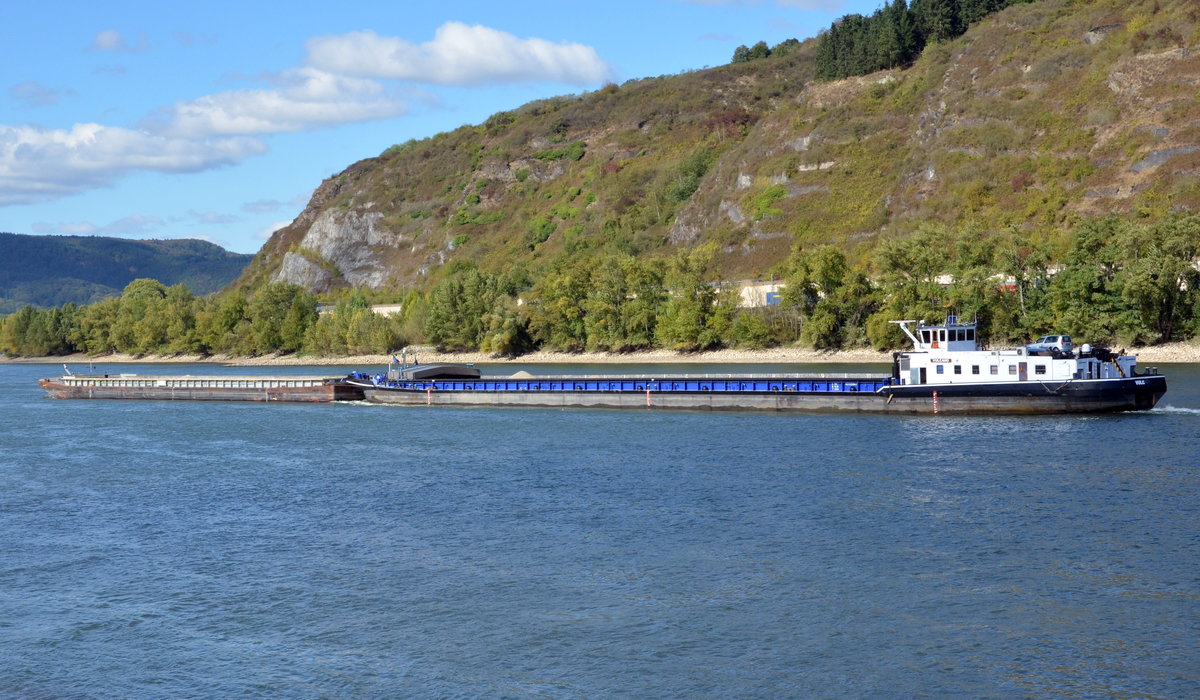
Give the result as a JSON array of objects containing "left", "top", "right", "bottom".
[
  {"left": 237, "top": 0, "right": 1199, "bottom": 295},
  {"left": 0, "top": 233, "right": 253, "bottom": 313}
]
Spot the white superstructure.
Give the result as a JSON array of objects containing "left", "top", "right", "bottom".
[{"left": 891, "top": 317, "right": 1138, "bottom": 387}]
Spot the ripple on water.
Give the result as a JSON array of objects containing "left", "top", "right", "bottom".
[{"left": 1, "top": 363, "right": 1198, "bottom": 697}]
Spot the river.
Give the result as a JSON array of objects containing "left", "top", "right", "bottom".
[{"left": 2, "top": 361, "right": 1197, "bottom": 698}]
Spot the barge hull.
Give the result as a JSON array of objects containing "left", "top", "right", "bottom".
[
  {"left": 38, "top": 378, "right": 364, "bottom": 402},
  {"left": 362, "top": 388, "right": 891, "bottom": 412},
  {"left": 885, "top": 375, "right": 1165, "bottom": 414},
  {"left": 360, "top": 375, "right": 1164, "bottom": 414}
]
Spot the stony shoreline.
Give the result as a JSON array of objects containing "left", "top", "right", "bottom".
[{"left": 5, "top": 342, "right": 1199, "bottom": 367}]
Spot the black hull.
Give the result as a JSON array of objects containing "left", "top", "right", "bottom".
[{"left": 882, "top": 375, "right": 1166, "bottom": 414}]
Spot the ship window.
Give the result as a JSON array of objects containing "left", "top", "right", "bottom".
[
  {"left": 971, "top": 365, "right": 980, "bottom": 375},
  {"left": 990, "top": 365, "right": 999, "bottom": 375},
  {"left": 1009, "top": 365, "right": 1018, "bottom": 375},
  {"left": 936, "top": 365, "right": 944, "bottom": 374},
  {"left": 921, "top": 330, "right": 931, "bottom": 344},
  {"left": 1035, "top": 364, "right": 1047, "bottom": 375},
  {"left": 953, "top": 365, "right": 962, "bottom": 374},
  {"left": 967, "top": 329, "right": 975, "bottom": 341}
]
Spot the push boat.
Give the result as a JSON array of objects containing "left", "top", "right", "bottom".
[
  {"left": 346, "top": 318, "right": 1167, "bottom": 414},
  {"left": 37, "top": 372, "right": 365, "bottom": 402}
]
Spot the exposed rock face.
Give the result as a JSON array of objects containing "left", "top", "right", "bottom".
[
  {"left": 274, "top": 252, "right": 335, "bottom": 290},
  {"left": 271, "top": 209, "right": 394, "bottom": 289}
]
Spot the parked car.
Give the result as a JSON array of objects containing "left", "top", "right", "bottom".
[{"left": 1027, "top": 334, "right": 1073, "bottom": 355}]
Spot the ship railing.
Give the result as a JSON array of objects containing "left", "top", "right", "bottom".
[{"left": 372, "top": 377, "right": 895, "bottom": 393}]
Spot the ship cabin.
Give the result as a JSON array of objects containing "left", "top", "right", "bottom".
[{"left": 891, "top": 317, "right": 1139, "bottom": 387}]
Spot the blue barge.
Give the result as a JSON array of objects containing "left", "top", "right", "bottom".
[
  {"left": 356, "top": 375, "right": 891, "bottom": 395},
  {"left": 347, "top": 369, "right": 894, "bottom": 411},
  {"left": 347, "top": 318, "right": 1167, "bottom": 414}
]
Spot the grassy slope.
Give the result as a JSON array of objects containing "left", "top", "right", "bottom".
[{"left": 237, "top": 0, "right": 1200, "bottom": 295}]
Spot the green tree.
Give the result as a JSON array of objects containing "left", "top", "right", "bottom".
[
  {"left": 0, "top": 306, "right": 38, "bottom": 355},
  {"left": 656, "top": 247, "right": 723, "bottom": 351},
  {"left": 526, "top": 259, "right": 592, "bottom": 351},
  {"left": 161, "top": 284, "right": 199, "bottom": 354},
  {"left": 913, "top": 0, "right": 961, "bottom": 43},
  {"left": 747, "top": 41, "right": 771, "bottom": 60},
  {"left": 109, "top": 278, "right": 167, "bottom": 353},
  {"left": 620, "top": 257, "right": 666, "bottom": 349},
  {"left": 1116, "top": 214, "right": 1200, "bottom": 343},
  {"left": 245, "top": 283, "right": 317, "bottom": 354},
  {"left": 74, "top": 297, "right": 121, "bottom": 354},
  {"left": 1048, "top": 217, "right": 1135, "bottom": 344},
  {"left": 731, "top": 309, "right": 778, "bottom": 349},
  {"left": 866, "top": 225, "right": 952, "bottom": 348},
  {"left": 195, "top": 292, "right": 248, "bottom": 354},
  {"left": 782, "top": 244, "right": 876, "bottom": 349},
  {"left": 583, "top": 256, "right": 628, "bottom": 351},
  {"left": 985, "top": 228, "right": 1053, "bottom": 345},
  {"left": 425, "top": 270, "right": 505, "bottom": 351},
  {"left": 480, "top": 296, "right": 532, "bottom": 357}
]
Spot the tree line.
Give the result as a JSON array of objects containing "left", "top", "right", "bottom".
[
  {"left": 3, "top": 214, "right": 1199, "bottom": 359},
  {"left": 0, "top": 280, "right": 409, "bottom": 359},
  {"left": 813, "top": 0, "right": 1032, "bottom": 80}
]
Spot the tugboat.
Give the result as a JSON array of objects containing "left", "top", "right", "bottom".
[
  {"left": 346, "top": 322, "right": 1166, "bottom": 414},
  {"left": 883, "top": 316, "right": 1166, "bottom": 413}
]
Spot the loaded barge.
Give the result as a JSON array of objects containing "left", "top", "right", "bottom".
[
  {"left": 349, "top": 318, "right": 1166, "bottom": 414},
  {"left": 38, "top": 372, "right": 364, "bottom": 402}
]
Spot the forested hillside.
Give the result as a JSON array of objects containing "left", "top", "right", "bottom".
[
  {"left": 242, "top": 0, "right": 1198, "bottom": 297},
  {"left": 0, "top": 233, "right": 252, "bottom": 313}
]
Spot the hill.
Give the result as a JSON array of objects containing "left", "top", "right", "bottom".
[
  {"left": 237, "top": 0, "right": 1199, "bottom": 296},
  {"left": 0, "top": 233, "right": 253, "bottom": 313}
]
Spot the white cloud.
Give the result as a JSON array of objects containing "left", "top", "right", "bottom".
[
  {"left": 256, "top": 219, "right": 294, "bottom": 240},
  {"left": 243, "top": 199, "right": 285, "bottom": 214},
  {"left": 10, "top": 81, "right": 68, "bottom": 108},
  {"left": 190, "top": 211, "right": 240, "bottom": 225},
  {"left": 89, "top": 29, "right": 148, "bottom": 53},
  {"left": 0, "top": 123, "right": 266, "bottom": 206},
  {"left": 305, "top": 23, "right": 613, "bottom": 86},
  {"left": 243, "top": 194, "right": 310, "bottom": 214},
  {"left": 172, "top": 31, "right": 218, "bottom": 48},
  {"left": 2, "top": 23, "right": 609, "bottom": 209},
  {"left": 143, "top": 67, "right": 408, "bottom": 138}
]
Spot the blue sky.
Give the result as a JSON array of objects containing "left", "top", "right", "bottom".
[{"left": 2, "top": 0, "right": 884, "bottom": 254}]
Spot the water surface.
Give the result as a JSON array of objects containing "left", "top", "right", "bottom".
[{"left": 2, "top": 362, "right": 1198, "bottom": 698}]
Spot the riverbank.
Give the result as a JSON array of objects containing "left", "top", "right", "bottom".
[{"left": 6, "top": 341, "right": 1200, "bottom": 366}]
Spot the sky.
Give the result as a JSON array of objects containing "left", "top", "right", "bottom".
[{"left": 1, "top": 0, "right": 885, "bottom": 255}]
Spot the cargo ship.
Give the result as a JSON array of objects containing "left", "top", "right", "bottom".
[
  {"left": 348, "top": 319, "right": 1167, "bottom": 414},
  {"left": 38, "top": 372, "right": 364, "bottom": 402}
]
